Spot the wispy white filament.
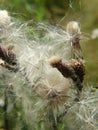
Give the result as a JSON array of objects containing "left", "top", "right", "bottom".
[
  {"left": 0, "top": 10, "right": 98, "bottom": 130},
  {"left": 0, "top": 10, "right": 11, "bottom": 27}
]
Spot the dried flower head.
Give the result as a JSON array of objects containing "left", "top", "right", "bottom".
[
  {"left": 35, "top": 65, "right": 71, "bottom": 113},
  {"left": 49, "top": 56, "right": 85, "bottom": 91},
  {"left": 0, "top": 10, "right": 11, "bottom": 27},
  {"left": 70, "top": 59, "right": 85, "bottom": 83},
  {"left": 66, "top": 21, "right": 81, "bottom": 36},
  {"left": 0, "top": 45, "right": 18, "bottom": 72},
  {"left": 66, "top": 21, "right": 83, "bottom": 60}
]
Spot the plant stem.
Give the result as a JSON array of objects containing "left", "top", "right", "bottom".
[
  {"left": 4, "top": 87, "right": 9, "bottom": 130},
  {"left": 48, "top": 107, "right": 58, "bottom": 130}
]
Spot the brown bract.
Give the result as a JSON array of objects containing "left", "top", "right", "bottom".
[
  {"left": 0, "top": 45, "right": 18, "bottom": 71},
  {"left": 49, "top": 56, "right": 85, "bottom": 91}
]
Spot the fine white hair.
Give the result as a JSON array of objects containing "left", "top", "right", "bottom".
[{"left": 0, "top": 10, "right": 11, "bottom": 27}]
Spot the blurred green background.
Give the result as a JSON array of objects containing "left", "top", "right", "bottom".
[{"left": 0, "top": 0, "right": 98, "bottom": 86}]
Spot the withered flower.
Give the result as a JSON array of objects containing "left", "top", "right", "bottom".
[
  {"left": 66, "top": 21, "right": 83, "bottom": 60},
  {"left": 49, "top": 56, "right": 85, "bottom": 91}
]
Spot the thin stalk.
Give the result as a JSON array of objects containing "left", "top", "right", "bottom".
[
  {"left": 48, "top": 107, "right": 58, "bottom": 130},
  {"left": 4, "top": 87, "right": 9, "bottom": 130}
]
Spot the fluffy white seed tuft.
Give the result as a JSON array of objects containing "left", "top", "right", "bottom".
[
  {"left": 0, "top": 10, "right": 11, "bottom": 27},
  {"left": 49, "top": 56, "right": 61, "bottom": 66},
  {"left": 66, "top": 21, "right": 81, "bottom": 36}
]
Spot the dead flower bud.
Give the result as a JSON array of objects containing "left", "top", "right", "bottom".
[
  {"left": 66, "top": 21, "right": 81, "bottom": 36},
  {"left": 66, "top": 21, "right": 83, "bottom": 60},
  {"left": 49, "top": 56, "right": 76, "bottom": 79},
  {"left": 0, "top": 45, "right": 17, "bottom": 65},
  {"left": 0, "top": 45, "right": 18, "bottom": 71},
  {"left": 49, "top": 56, "right": 85, "bottom": 91},
  {"left": 70, "top": 59, "right": 85, "bottom": 83},
  {"left": 0, "top": 10, "right": 11, "bottom": 27}
]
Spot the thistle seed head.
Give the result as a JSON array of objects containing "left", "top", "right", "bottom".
[
  {"left": 66, "top": 21, "right": 81, "bottom": 36},
  {"left": 0, "top": 10, "right": 11, "bottom": 27},
  {"left": 35, "top": 67, "right": 71, "bottom": 111}
]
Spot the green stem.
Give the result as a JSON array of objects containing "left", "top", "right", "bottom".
[
  {"left": 4, "top": 88, "right": 9, "bottom": 130},
  {"left": 48, "top": 107, "right": 58, "bottom": 130}
]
